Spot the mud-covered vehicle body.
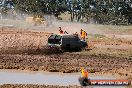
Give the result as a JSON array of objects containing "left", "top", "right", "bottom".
[{"left": 47, "top": 34, "right": 87, "bottom": 51}]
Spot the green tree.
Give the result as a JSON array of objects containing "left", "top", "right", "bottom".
[{"left": 13, "top": 0, "right": 67, "bottom": 18}]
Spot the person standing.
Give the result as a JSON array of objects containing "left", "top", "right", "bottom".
[
  {"left": 80, "top": 29, "right": 87, "bottom": 41},
  {"left": 81, "top": 68, "right": 89, "bottom": 78},
  {"left": 59, "top": 27, "right": 63, "bottom": 34},
  {"left": 79, "top": 68, "right": 91, "bottom": 86}
]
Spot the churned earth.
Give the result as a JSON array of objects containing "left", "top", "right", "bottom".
[
  {"left": 0, "top": 84, "right": 131, "bottom": 88},
  {"left": 0, "top": 20, "right": 132, "bottom": 87},
  {"left": 0, "top": 53, "right": 131, "bottom": 77},
  {"left": 0, "top": 84, "right": 81, "bottom": 88}
]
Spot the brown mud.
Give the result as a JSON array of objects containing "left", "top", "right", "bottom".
[
  {"left": 0, "top": 84, "right": 81, "bottom": 88},
  {"left": 0, "top": 28, "right": 131, "bottom": 79},
  {"left": 0, "top": 53, "right": 131, "bottom": 77},
  {"left": 0, "top": 27, "right": 51, "bottom": 54}
]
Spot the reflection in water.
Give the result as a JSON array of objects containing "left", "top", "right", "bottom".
[{"left": 0, "top": 70, "right": 126, "bottom": 88}]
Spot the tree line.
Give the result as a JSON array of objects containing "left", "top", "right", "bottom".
[{"left": 0, "top": 0, "right": 132, "bottom": 25}]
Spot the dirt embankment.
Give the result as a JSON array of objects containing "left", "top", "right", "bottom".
[
  {"left": 0, "top": 53, "right": 131, "bottom": 77},
  {"left": 0, "top": 27, "right": 51, "bottom": 54}
]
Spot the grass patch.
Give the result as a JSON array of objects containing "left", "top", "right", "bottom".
[
  {"left": 94, "top": 24, "right": 132, "bottom": 34},
  {"left": 88, "top": 34, "right": 106, "bottom": 39}
]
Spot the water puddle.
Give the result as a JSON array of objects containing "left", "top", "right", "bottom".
[{"left": 0, "top": 70, "right": 126, "bottom": 88}]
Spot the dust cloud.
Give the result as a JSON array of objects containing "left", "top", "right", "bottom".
[
  {"left": 0, "top": 14, "right": 104, "bottom": 35},
  {"left": 50, "top": 21, "right": 104, "bottom": 34}
]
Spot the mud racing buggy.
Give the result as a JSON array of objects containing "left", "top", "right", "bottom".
[{"left": 46, "top": 34, "right": 88, "bottom": 52}]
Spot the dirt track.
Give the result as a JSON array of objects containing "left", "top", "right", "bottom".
[
  {"left": 0, "top": 53, "right": 131, "bottom": 77},
  {"left": 0, "top": 19, "right": 132, "bottom": 88},
  {"left": 0, "top": 84, "right": 81, "bottom": 88},
  {"left": 0, "top": 27, "right": 131, "bottom": 77},
  {"left": 0, "top": 84, "right": 131, "bottom": 88},
  {"left": 0, "top": 27, "right": 51, "bottom": 54}
]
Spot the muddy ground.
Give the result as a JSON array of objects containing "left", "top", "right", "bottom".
[
  {"left": 0, "top": 53, "right": 131, "bottom": 76},
  {"left": 0, "top": 27, "right": 52, "bottom": 54},
  {"left": 0, "top": 26, "right": 131, "bottom": 87},
  {"left": 0, "top": 84, "right": 81, "bottom": 88},
  {"left": 0, "top": 27, "right": 131, "bottom": 76},
  {"left": 0, "top": 84, "right": 131, "bottom": 88}
]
